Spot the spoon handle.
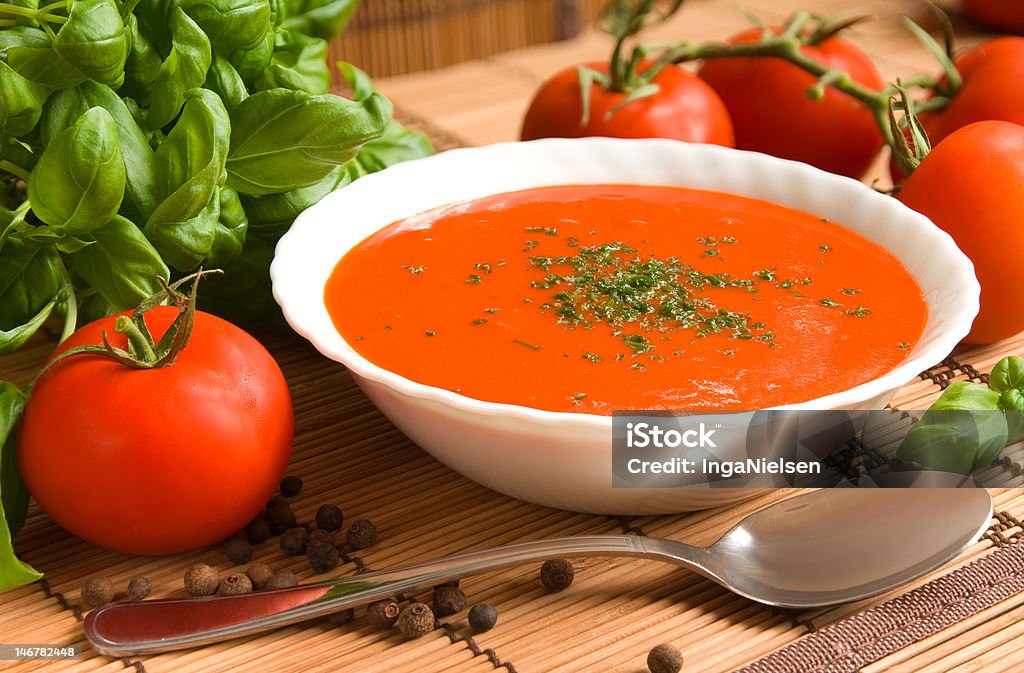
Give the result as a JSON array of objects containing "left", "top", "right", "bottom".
[{"left": 85, "top": 535, "right": 696, "bottom": 656}]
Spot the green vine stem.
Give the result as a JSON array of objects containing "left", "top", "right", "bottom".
[
  {"left": 31, "top": 270, "right": 222, "bottom": 390},
  {"left": 0, "top": 3, "right": 67, "bottom": 24}
]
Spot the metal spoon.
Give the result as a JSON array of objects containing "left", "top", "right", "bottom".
[{"left": 85, "top": 488, "right": 992, "bottom": 656}]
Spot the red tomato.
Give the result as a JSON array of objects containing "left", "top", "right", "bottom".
[
  {"left": 962, "top": 0, "right": 1024, "bottom": 33},
  {"left": 697, "top": 27, "right": 884, "bottom": 178},
  {"left": 897, "top": 121, "right": 1024, "bottom": 344},
  {"left": 18, "top": 307, "right": 294, "bottom": 554},
  {"left": 520, "top": 61, "right": 734, "bottom": 146},
  {"left": 890, "top": 38, "right": 1024, "bottom": 185}
]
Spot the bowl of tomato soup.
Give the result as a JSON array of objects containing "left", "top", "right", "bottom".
[{"left": 272, "top": 138, "right": 978, "bottom": 514}]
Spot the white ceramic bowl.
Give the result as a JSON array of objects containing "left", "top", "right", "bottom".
[{"left": 271, "top": 138, "right": 979, "bottom": 514}]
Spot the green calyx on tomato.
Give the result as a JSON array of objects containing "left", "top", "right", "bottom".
[{"left": 519, "top": 1, "right": 734, "bottom": 146}]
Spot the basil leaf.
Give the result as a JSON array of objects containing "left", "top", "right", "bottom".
[
  {"left": 0, "top": 383, "right": 27, "bottom": 536},
  {"left": 241, "top": 165, "right": 349, "bottom": 234},
  {"left": 345, "top": 120, "right": 434, "bottom": 178},
  {"left": 146, "top": 7, "right": 211, "bottom": 131},
  {"left": 40, "top": 82, "right": 156, "bottom": 221},
  {"left": 0, "top": 237, "right": 61, "bottom": 339},
  {"left": 0, "top": 381, "right": 41, "bottom": 592},
  {"left": 28, "top": 106, "right": 125, "bottom": 234},
  {"left": 198, "top": 230, "right": 279, "bottom": 324},
  {"left": 207, "top": 186, "right": 248, "bottom": 268},
  {"left": 999, "top": 389, "right": 1024, "bottom": 443},
  {"left": 228, "top": 29, "right": 274, "bottom": 84},
  {"left": 178, "top": 0, "right": 271, "bottom": 51},
  {"left": 897, "top": 408, "right": 1008, "bottom": 474},
  {"left": 253, "top": 30, "right": 329, "bottom": 94},
  {"left": 121, "top": 14, "right": 162, "bottom": 106},
  {"left": 226, "top": 87, "right": 391, "bottom": 195},
  {"left": 991, "top": 356, "right": 1024, "bottom": 395},
  {"left": 0, "top": 61, "right": 48, "bottom": 138},
  {"left": 0, "top": 26, "right": 49, "bottom": 61},
  {"left": 52, "top": 0, "right": 128, "bottom": 87},
  {"left": 281, "top": 0, "right": 356, "bottom": 40},
  {"left": 146, "top": 88, "right": 229, "bottom": 270},
  {"left": 7, "top": 41, "right": 87, "bottom": 90},
  {"left": 204, "top": 53, "right": 248, "bottom": 112},
  {"left": 929, "top": 380, "right": 1002, "bottom": 411},
  {"left": 69, "top": 215, "right": 168, "bottom": 311}
]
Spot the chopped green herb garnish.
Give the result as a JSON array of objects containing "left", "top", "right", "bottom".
[
  {"left": 623, "top": 334, "right": 653, "bottom": 355},
  {"left": 354, "top": 336, "right": 365, "bottom": 341},
  {"left": 840, "top": 288, "right": 861, "bottom": 295},
  {"left": 703, "top": 248, "right": 719, "bottom": 257},
  {"left": 465, "top": 274, "right": 482, "bottom": 285},
  {"left": 673, "top": 349, "right": 684, "bottom": 356},
  {"left": 820, "top": 298, "right": 841, "bottom": 307},
  {"left": 513, "top": 339, "right": 540, "bottom": 351},
  {"left": 473, "top": 318, "right": 488, "bottom": 325},
  {"left": 722, "top": 236, "right": 737, "bottom": 244},
  {"left": 474, "top": 262, "right": 494, "bottom": 274},
  {"left": 425, "top": 331, "right": 436, "bottom": 337},
  {"left": 401, "top": 264, "right": 426, "bottom": 275},
  {"left": 898, "top": 341, "right": 911, "bottom": 349},
  {"left": 484, "top": 308, "right": 500, "bottom": 314},
  {"left": 697, "top": 237, "right": 718, "bottom": 246},
  {"left": 844, "top": 307, "right": 872, "bottom": 317},
  {"left": 571, "top": 392, "right": 587, "bottom": 404},
  {"left": 820, "top": 245, "right": 833, "bottom": 252},
  {"left": 754, "top": 269, "right": 776, "bottom": 281},
  {"left": 383, "top": 325, "right": 393, "bottom": 331},
  {"left": 523, "top": 240, "right": 540, "bottom": 252},
  {"left": 582, "top": 352, "right": 603, "bottom": 363},
  {"left": 629, "top": 363, "right": 647, "bottom": 371},
  {"left": 723, "top": 349, "right": 735, "bottom": 356},
  {"left": 525, "top": 226, "right": 559, "bottom": 236}
]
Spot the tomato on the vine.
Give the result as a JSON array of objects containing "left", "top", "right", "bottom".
[
  {"left": 697, "top": 27, "right": 884, "bottom": 178},
  {"left": 520, "top": 61, "right": 734, "bottom": 146},
  {"left": 897, "top": 121, "right": 1024, "bottom": 344},
  {"left": 18, "top": 302, "right": 294, "bottom": 555},
  {"left": 961, "top": 0, "right": 1024, "bottom": 33}
]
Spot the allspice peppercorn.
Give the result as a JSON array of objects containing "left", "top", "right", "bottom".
[
  {"left": 126, "top": 576, "right": 152, "bottom": 601},
  {"left": 315, "top": 504, "right": 344, "bottom": 532},
  {"left": 433, "top": 586, "right": 467, "bottom": 617},
  {"left": 266, "top": 501, "right": 298, "bottom": 534},
  {"left": 184, "top": 563, "right": 220, "bottom": 597},
  {"left": 647, "top": 644, "right": 683, "bottom": 673},
  {"left": 82, "top": 577, "right": 114, "bottom": 608},
  {"left": 245, "top": 516, "right": 272, "bottom": 544},
  {"left": 279, "top": 475, "right": 303, "bottom": 497},
  {"left": 218, "top": 573, "right": 253, "bottom": 596},
  {"left": 223, "top": 537, "right": 253, "bottom": 565},
  {"left": 280, "top": 527, "right": 309, "bottom": 556},
  {"left": 265, "top": 570, "right": 298, "bottom": 589},
  {"left": 468, "top": 604, "right": 498, "bottom": 633},
  {"left": 346, "top": 519, "right": 377, "bottom": 550},
  {"left": 309, "top": 529, "right": 336, "bottom": 547},
  {"left": 366, "top": 598, "right": 400, "bottom": 629},
  {"left": 396, "top": 603, "right": 435, "bottom": 639},
  {"left": 540, "top": 559, "right": 574, "bottom": 592},
  {"left": 308, "top": 541, "right": 340, "bottom": 573},
  {"left": 247, "top": 563, "right": 274, "bottom": 590}
]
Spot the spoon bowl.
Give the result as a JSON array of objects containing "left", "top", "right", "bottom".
[{"left": 85, "top": 488, "right": 993, "bottom": 655}]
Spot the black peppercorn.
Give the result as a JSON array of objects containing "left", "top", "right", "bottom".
[
  {"left": 265, "top": 570, "right": 297, "bottom": 590},
  {"left": 396, "top": 602, "right": 435, "bottom": 639},
  {"left": 247, "top": 563, "right": 274, "bottom": 590},
  {"left": 266, "top": 501, "right": 298, "bottom": 535},
  {"left": 315, "top": 504, "right": 344, "bottom": 532},
  {"left": 308, "top": 541, "right": 340, "bottom": 573},
  {"left": 279, "top": 475, "right": 303, "bottom": 497},
  {"left": 647, "top": 644, "right": 683, "bottom": 673},
  {"left": 223, "top": 537, "right": 253, "bottom": 565},
  {"left": 540, "top": 559, "right": 574, "bottom": 592},
  {"left": 245, "top": 516, "right": 272, "bottom": 544},
  {"left": 127, "top": 576, "right": 152, "bottom": 601},
  {"left": 184, "top": 563, "right": 220, "bottom": 597},
  {"left": 346, "top": 519, "right": 377, "bottom": 550},
  {"left": 218, "top": 573, "right": 253, "bottom": 596},
  {"left": 280, "top": 527, "right": 308, "bottom": 556},
  {"left": 309, "top": 528, "right": 336, "bottom": 547},
  {"left": 433, "top": 586, "right": 467, "bottom": 617},
  {"left": 82, "top": 577, "right": 114, "bottom": 608},
  {"left": 366, "top": 598, "right": 400, "bottom": 629},
  {"left": 468, "top": 604, "right": 498, "bottom": 633}
]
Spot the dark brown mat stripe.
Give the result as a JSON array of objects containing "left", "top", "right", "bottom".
[{"left": 734, "top": 539, "right": 1024, "bottom": 673}]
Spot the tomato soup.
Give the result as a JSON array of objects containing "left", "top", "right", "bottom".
[{"left": 325, "top": 185, "right": 927, "bottom": 413}]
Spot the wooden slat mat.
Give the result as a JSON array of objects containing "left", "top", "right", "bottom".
[{"left": 5, "top": 107, "right": 1024, "bottom": 673}]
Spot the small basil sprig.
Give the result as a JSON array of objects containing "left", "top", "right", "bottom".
[
  {"left": 897, "top": 356, "right": 1024, "bottom": 473},
  {"left": 0, "top": 383, "right": 41, "bottom": 591}
]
